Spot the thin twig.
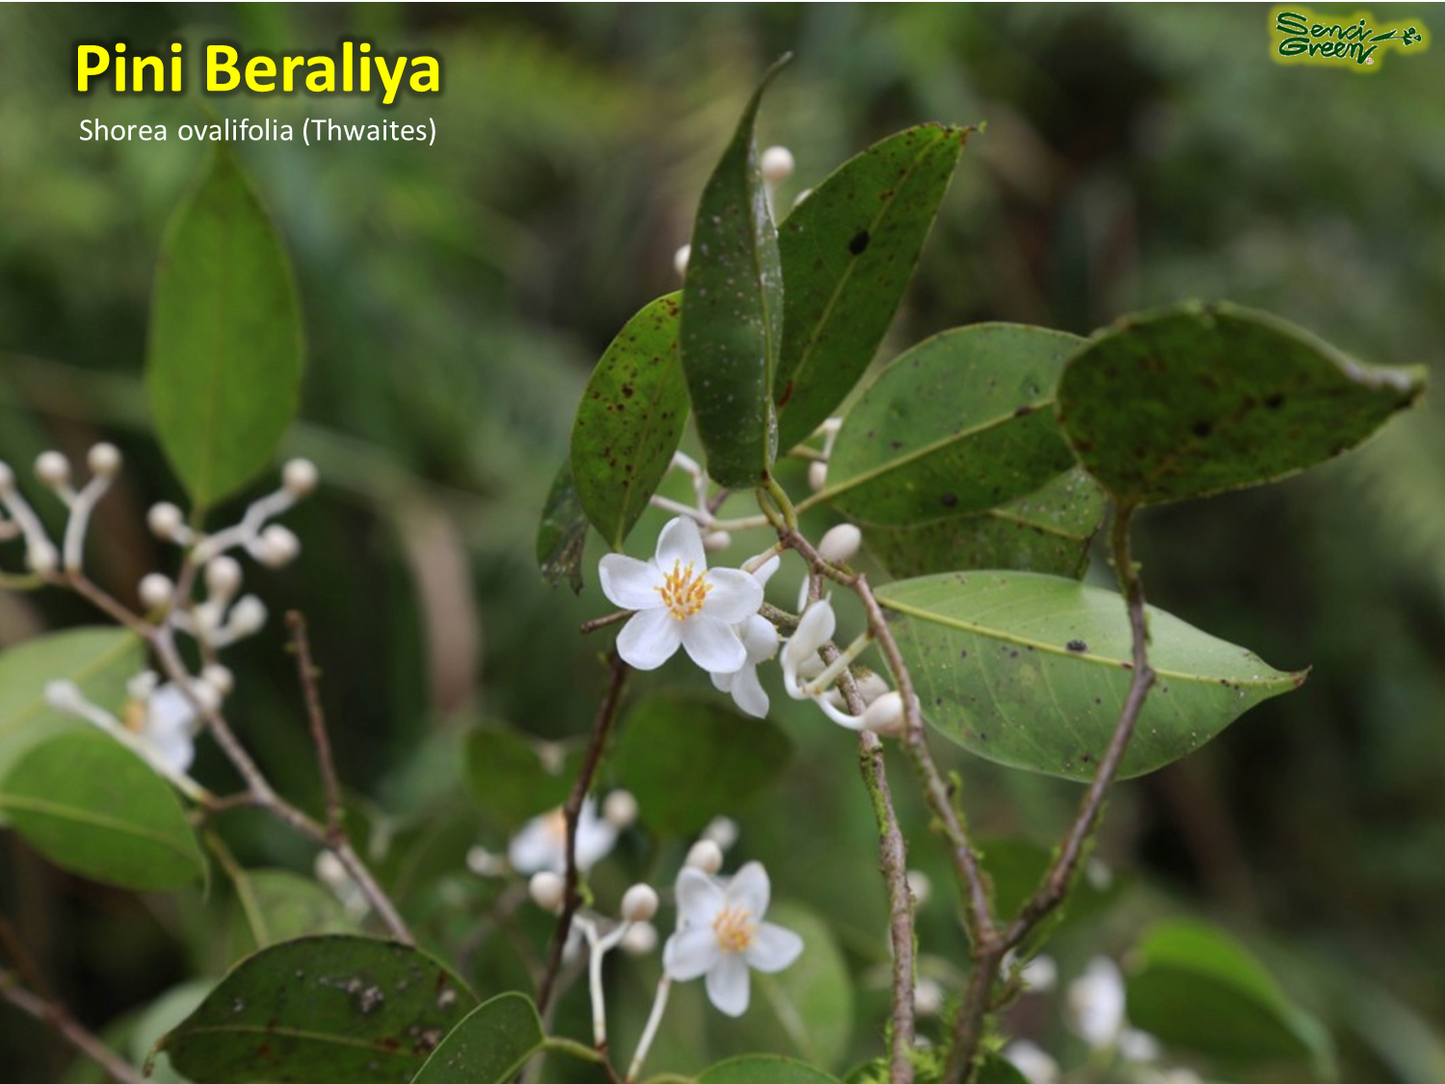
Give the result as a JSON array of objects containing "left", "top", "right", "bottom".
[
  {"left": 286, "top": 611, "right": 344, "bottom": 841},
  {"left": 0, "top": 969, "right": 148, "bottom": 1084},
  {"left": 580, "top": 610, "right": 630, "bottom": 635},
  {"left": 536, "top": 649, "right": 630, "bottom": 1013}
]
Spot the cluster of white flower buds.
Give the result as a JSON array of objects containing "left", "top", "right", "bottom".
[{"left": 0, "top": 443, "right": 124, "bottom": 575}]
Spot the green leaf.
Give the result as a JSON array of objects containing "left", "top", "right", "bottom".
[
  {"left": 131, "top": 980, "right": 214, "bottom": 1084},
  {"left": 411, "top": 993, "right": 544, "bottom": 1084},
  {"left": 679, "top": 56, "right": 790, "bottom": 488},
  {"left": 753, "top": 902, "right": 854, "bottom": 1071},
  {"left": 462, "top": 722, "right": 579, "bottom": 827},
  {"left": 875, "top": 572, "right": 1304, "bottom": 781},
  {"left": 536, "top": 459, "right": 588, "bottom": 593},
  {"left": 572, "top": 292, "right": 688, "bottom": 549},
  {"left": 234, "top": 869, "right": 362, "bottom": 951},
  {"left": 612, "top": 692, "right": 792, "bottom": 835},
  {"left": 822, "top": 325, "right": 1083, "bottom": 526},
  {"left": 147, "top": 146, "right": 305, "bottom": 509},
  {"left": 155, "top": 935, "right": 479, "bottom": 1084},
  {"left": 1128, "top": 919, "right": 1336, "bottom": 1076},
  {"left": 1056, "top": 302, "right": 1425, "bottom": 506},
  {"left": 864, "top": 468, "right": 1104, "bottom": 580},
  {"left": 0, "top": 731, "right": 204, "bottom": 890},
  {"left": 0, "top": 627, "right": 143, "bottom": 804},
  {"left": 775, "top": 125, "right": 969, "bottom": 452},
  {"left": 699, "top": 1055, "right": 841, "bottom": 1084}
]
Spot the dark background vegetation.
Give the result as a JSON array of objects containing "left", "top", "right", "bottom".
[{"left": 1, "top": 4, "right": 1443, "bottom": 1082}]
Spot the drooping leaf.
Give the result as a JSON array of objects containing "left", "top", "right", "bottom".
[
  {"left": 752, "top": 902, "right": 854, "bottom": 1071},
  {"left": 410, "top": 993, "right": 544, "bottom": 1084},
  {"left": 572, "top": 292, "right": 688, "bottom": 549},
  {"left": 699, "top": 1055, "right": 841, "bottom": 1084},
  {"left": 865, "top": 468, "right": 1104, "bottom": 580},
  {"left": 536, "top": 459, "right": 588, "bottom": 593},
  {"left": 875, "top": 572, "right": 1303, "bottom": 781},
  {"left": 462, "top": 722, "right": 580, "bottom": 827},
  {"left": 233, "top": 869, "right": 361, "bottom": 951},
  {"left": 155, "top": 936, "right": 479, "bottom": 1084},
  {"left": 1128, "top": 919, "right": 1336, "bottom": 1076},
  {"left": 822, "top": 325, "right": 1082, "bottom": 526},
  {"left": 0, "top": 627, "right": 143, "bottom": 800},
  {"left": 679, "top": 56, "right": 790, "bottom": 488},
  {"left": 774, "top": 125, "right": 969, "bottom": 452},
  {"left": 1056, "top": 302, "right": 1425, "bottom": 506},
  {"left": 147, "top": 146, "right": 305, "bottom": 510},
  {"left": 0, "top": 731, "right": 204, "bottom": 890},
  {"left": 612, "top": 692, "right": 792, "bottom": 835}
]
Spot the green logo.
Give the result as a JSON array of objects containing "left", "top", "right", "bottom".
[{"left": 1272, "top": 7, "right": 1429, "bottom": 70}]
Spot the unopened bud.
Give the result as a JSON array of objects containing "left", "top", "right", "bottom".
[
  {"left": 254, "top": 525, "right": 301, "bottom": 568},
  {"left": 87, "top": 443, "right": 122, "bottom": 478},
  {"left": 620, "top": 883, "right": 659, "bottom": 923},
  {"left": 34, "top": 451, "right": 70, "bottom": 488},
  {"left": 282, "top": 458, "right": 318, "bottom": 498},
  {"left": 621, "top": 921, "right": 658, "bottom": 956},
  {"left": 760, "top": 145, "right": 795, "bottom": 185},
  {"left": 673, "top": 243, "right": 691, "bottom": 277},
  {"left": 684, "top": 839, "right": 724, "bottom": 874},
  {"left": 126, "top": 671, "right": 159, "bottom": 702},
  {"left": 205, "top": 556, "right": 242, "bottom": 599},
  {"left": 200, "top": 664, "right": 234, "bottom": 698},
  {"left": 915, "top": 977, "right": 944, "bottom": 1017},
  {"left": 147, "top": 502, "right": 184, "bottom": 540},
  {"left": 26, "top": 540, "right": 57, "bottom": 574},
  {"left": 702, "top": 529, "right": 732, "bottom": 553},
  {"left": 818, "top": 523, "right": 861, "bottom": 565},
  {"left": 191, "top": 679, "right": 223, "bottom": 713},
  {"left": 529, "top": 871, "right": 565, "bottom": 913},
  {"left": 138, "top": 573, "right": 174, "bottom": 610},
  {"left": 603, "top": 789, "right": 639, "bottom": 829},
  {"left": 853, "top": 671, "right": 890, "bottom": 705},
  {"left": 228, "top": 596, "right": 267, "bottom": 636},
  {"left": 808, "top": 460, "right": 828, "bottom": 492},
  {"left": 701, "top": 815, "right": 740, "bottom": 850},
  {"left": 44, "top": 680, "right": 85, "bottom": 713},
  {"left": 906, "top": 869, "right": 932, "bottom": 908},
  {"left": 861, "top": 691, "right": 909, "bottom": 737}
]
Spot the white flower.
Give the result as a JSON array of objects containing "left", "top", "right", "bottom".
[
  {"left": 711, "top": 555, "right": 781, "bottom": 718},
  {"left": 600, "top": 517, "right": 763, "bottom": 674},
  {"left": 508, "top": 797, "right": 617, "bottom": 875},
  {"left": 662, "top": 861, "right": 803, "bottom": 1017},
  {"left": 1068, "top": 956, "right": 1127, "bottom": 1048},
  {"left": 139, "top": 684, "right": 201, "bottom": 773}
]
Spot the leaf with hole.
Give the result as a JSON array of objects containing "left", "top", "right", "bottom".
[
  {"left": 679, "top": 56, "right": 790, "bottom": 488},
  {"left": 154, "top": 935, "right": 478, "bottom": 1084},
  {"left": 822, "top": 324, "right": 1082, "bottom": 526},
  {"left": 875, "top": 572, "right": 1303, "bottom": 781},
  {"left": 1056, "top": 302, "right": 1425, "bottom": 506},
  {"left": 411, "top": 993, "right": 545, "bottom": 1084},
  {"left": 0, "top": 731, "right": 204, "bottom": 890},
  {"left": 147, "top": 146, "right": 304, "bottom": 510},
  {"left": 774, "top": 125, "right": 969, "bottom": 452}
]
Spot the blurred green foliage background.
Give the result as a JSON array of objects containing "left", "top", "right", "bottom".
[{"left": 1, "top": 3, "right": 1443, "bottom": 1082}]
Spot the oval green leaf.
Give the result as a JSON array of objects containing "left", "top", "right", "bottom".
[
  {"left": 233, "top": 869, "right": 362, "bottom": 951},
  {"left": 536, "top": 459, "right": 588, "bottom": 593},
  {"left": 155, "top": 935, "right": 479, "bottom": 1084},
  {"left": 463, "top": 722, "right": 580, "bottom": 828},
  {"left": 0, "top": 626, "right": 143, "bottom": 800},
  {"left": 1056, "top": 302, "right": 1425, "bottom": 506},
  {"left": 875, "top": 572, "right": 1304, "bottom": 781},
  {"left": 0, "top": 730, "right": 204, "bottom": 890},
  {"left": 699, "top": 1055, "right": 841, "bottom": 1084},
  {"left": 572, "top": 292, "right": 688, "bottom": 549},
  {"left": 612, "top": 692, "right": 792, "bottom": 836},
  {"left": 147, "top": 146, "right": 304, "bottom": 510},
  {"left": 823, "top": 325, "right": 1082, "bottom": 526},
  {"left": 774, "top": 125, "right": 969, "bottom": 452},
  {"left": 865, "top": 468, "right": 1104, "bottom": 580},
  {"left": 679, "top": 57, "right": 790, "bottom": 488},
  {"left": 1127, "top": 919, "right": 1335, "bottom": 1075},
  {"left": 411, "top": 993, "right": 544, "bottom": 1084}
]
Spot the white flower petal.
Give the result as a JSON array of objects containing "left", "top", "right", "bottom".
[
  {"left": 746, "top": 922, "right": 803, "bottom": 972},
  {"left": 1068, "top": 956, "right": 1126, "bottom": 1048},
  {"left": 750, "top": 554, "right": 781, "bottom": 587},
  {"left": 705, "top": 952, "right": 751, "bottom": 1017},
  {"left": 599, "top": 554, "right": 664, "bottom": 611},
  {"left": 152, "top": 730, "right": 196, "bottom": 774},
  {"left": 616, "top": 608, "right": 684, "bottom": 671},
  {"left": 740, "top": 614, "right": 779, "bottom": 664},
  {"left": 680, "top": 614, "right": 747, "bottom": 674},
  {"left": 574, "top": 820, "right": 618, "bottom": 872},
  {"left": 728, "top": 665, "right": 769, "bottom": 719},
  {"left": 508, "top": 824, "right": 560, "bottom": 874},
  {"left": 711, "top": 669, "right": 734, "bottom": 693},
  {"left": 675, "top": 866, "right": 725, "bottom": 927},
  {"left": 701, "top": 568, "right": 764, "bottom": 624},
  {"left": 783, "top": 598, "right": 835, "bottom": 667},
  {"left": 663, "top": 926, "right": 721, "bottom": 980},
  {"left": 726, "top": 861, "right": 770, "bottom": 918},
  {"left": 655, "top": 516, "right": 707, "bottom": 571}
]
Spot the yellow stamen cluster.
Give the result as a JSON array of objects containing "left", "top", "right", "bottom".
[
  {"left": 657, "top": 560, "right": 711, "bottom": 621},
  {"left": 712, "top": 904, "right": 757, "bottom": 953}
]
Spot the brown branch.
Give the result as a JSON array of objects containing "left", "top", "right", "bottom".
[
  {"left": 536, "top": 649, "right": 629, "bottom": 1013},
  {"left": 0, "top": 969, "right": 148, "bottom": 1084},
  {"left": 579, "top": 610, "right": 629, "bottom": 635},
  {"left": 286, "top": 611, "right": 344, "bottom": 841}
]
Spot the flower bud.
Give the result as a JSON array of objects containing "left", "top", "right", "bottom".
[
  {"left": 853, "top": 670, "right": 890, "bottom": 704},
  {"left": 760, "top": 145, "right": 795, "bottom": 185},
  {"left": 200, "top": 664, "right": 234, "bottom": 697},
  {"left": 915, "top": 977, "right": 944, "bottom": 1017},
  {"left": 702, "top": 529, "right": 732, "bottom": 553},
  {"left": 861, "top": 691, "right": 908, "bottom": 736},
  {"left": 684, "top": 839, "right": 724, "bottom": 874},
  {"left": 191, "top": 678, "right": 223, "bottom": 713},
  {"left": 620, "top": 883, "right": 659, "bottom": 923},
  {"left": 87, "top": 443, "right": 122, "bottom": 478},
  {"left": 282, "top": 458, "right": 319, "bottom": 498},
  {"left": 621, "top": 921, "right": 658, "bottom": 956},
  {"left": 44, "top": 680, "right": 85, "bottom": 713},
  {"left": 702, "top": 815, "right": 739, "bottom": 850},
  {"left": 205, "top": 556, "right": 242, "bottom": 599},
  {"left": 906, "top": 869, "right": 932, "bottom": 908},
  {"left": 127, "top": 671, "right": 158, "bottom": 702},
  {"left": 315, "top": 850, "right": 347, "bottom": 887},
  {"left": 34, "top": 451, "right": 70, "bottom": 488},
  {"left": 673, "top": 243, "right": 691, "bottom": 277},
  {"left": 147, "top": 502, "right": 184, "bottom": 540},
  {"left": 602, "top": 789, "right": 639, "bottom": 829},
  {"left": 528, "top": 871, "right": 565, "bottom": 913},
  {"left": 0, "top": 461, "right": 14, "bottom": 494},
  {"left": 1021, "top": 954, "right": 1058, "bottom": 993},
  {"left": 254, "top": 524, "right": 301, "bottom": 568},
  {"left": 808, "top": 460, "right": 828, "bottom": 492},
  {"left": 138, "top": 573, "right": 174, "bottom": 610},
  {"left": 818, "top": 523, "right": 861, "bottom": 565},
  {"left": 228, "top": 596, "right": 268, "bottom": 636},
  {"left": 26, "top": 540, "right": 57, "bottom": 574}
]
